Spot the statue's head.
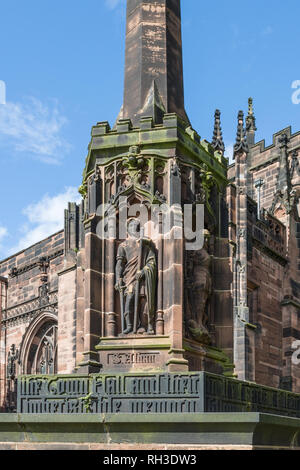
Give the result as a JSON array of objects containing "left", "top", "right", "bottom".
[
  {"left": 204, "top": 229, "right": 210, "bottom": 240},
  {"left": 127, "top": 218, "right": 141, "bottom": 239},
  {"left": 203, "top": 229, "right": 210, "bottom": 249}
]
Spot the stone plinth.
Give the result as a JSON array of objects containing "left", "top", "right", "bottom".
[
  {"left": 95, "top": 335, "right": 171, "bottom": 373},
  {"left": 0, "top": 413, "right": 300, "bottom": 450}
]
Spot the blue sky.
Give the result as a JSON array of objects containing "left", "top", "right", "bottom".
[{"left": 0, "top": 0, "right": 299, "bottom": 258}]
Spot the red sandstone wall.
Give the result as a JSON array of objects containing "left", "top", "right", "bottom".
[
  {"left": 248, "top": 129, "right": 300, "bottom": 212},
  {"left": 0, "top": 231, "right": 64, "bottom": 409},
  {"left": 248, "top": 247, "right": 285, "bottom": 388},
  {"left": 0, "top": 231, "right": 64, "bottom": 308}
]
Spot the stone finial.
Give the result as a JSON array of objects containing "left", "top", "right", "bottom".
[
  {"left": 278, "top": 133, "right": 288, "bottom": 148},
  {"left": 248, "top": 97, "right": 254, "bottom": 116},
  {"left": 234, "top": 110, "right": 249, "bottom": 154},
  {"left": 246, "top": 97, "right": 257, "bottom": 146},
  {"left": 211, "top": 109, "right": 225, "bottom": 154}
]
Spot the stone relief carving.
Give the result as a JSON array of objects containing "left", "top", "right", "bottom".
[
  {"left": 6, "top": 344, "right": 19, "bottom": 380},
  {"left": 290, "top": 150, "right": 300, "bottom": 178},
  {"left": 5, "top": 344, "right": 19, "bottom": 412},
  {"left": 185, "top": 230, "right": 212, "bottom": 344},
  {"left": 2, "top": 293, "right": 58, "bottom": 329},
  {"left": 270, "top": 188, "right": 297, "bottom": 216}
]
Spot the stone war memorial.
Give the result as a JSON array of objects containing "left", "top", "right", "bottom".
[{"left": 1, "top": 0, "right": 300, "bottom": 451}]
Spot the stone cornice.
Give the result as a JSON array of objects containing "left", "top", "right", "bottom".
[
  {"left": 252, "top": 238, "right": 287, "bottom": 266},
  {"left": 8, "top": 250, "right": 63, "bottom": 278},
  {"left": 281, "top": 298, "right": 300, "bottom": 309},
  {"left": 57, "top": 264, "right": 77, "bottom": 277}
]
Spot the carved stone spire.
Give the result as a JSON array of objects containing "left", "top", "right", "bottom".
[
  {"left": 234, "top": 111, "right": 248, "bottom": 156},
  {"left": 233, "top": 110, "right": 250, "bottom": 381},
  {"left": 246, "top": 97, "right": 257, "bottom": 147},
  {"left": 211, "top": 109, "right": 225, "bottom": 154},
  {"left": 121, "top": 0, "right": 189, "bottom": 126}
]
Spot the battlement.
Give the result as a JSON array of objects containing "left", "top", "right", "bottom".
[
  {"left": 83, "top": 113, "right": 228, "bottom": 184},
  {"left": 249, "top": 125, "right": 300, "bottom": 171},
  {"left": 253, "top": 126, "right": 300, "bottom": 153}
]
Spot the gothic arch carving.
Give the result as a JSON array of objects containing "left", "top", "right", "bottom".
[{"left": 19, "top": 311, "right": 58, "bottom": 375}]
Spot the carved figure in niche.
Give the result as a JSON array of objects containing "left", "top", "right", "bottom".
[
  {"left": 6, "top": 344, "right": 18, "bottom": 380},
  {"left": 185, "top": 230, "right": 212, "bottom": 344},
  {"left": 115, "top": 218, "right": 157, "bottom": 336},
  {"left": 6, "top": 344, "right": 19, "bottom": 412}
]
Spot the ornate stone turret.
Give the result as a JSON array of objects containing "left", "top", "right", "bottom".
[
  {"left": 233, "top": 110, "right": 253, "bottom": 382},
  {"left": 234, "top": 110, "right": 249, "bottom": 155},
  {"left": 121, "top": 0, "right": 190, "bottom": 126},
  {"left": 211, "top": 109, "right": 225, "bottom": 155}
]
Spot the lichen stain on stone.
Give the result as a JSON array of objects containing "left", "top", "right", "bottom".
[
  {"left": 145, "top": 30, "right": 163, "bottom": 41},
  {"left": 147, "top": 66, "right": 165, "bottom": 76},
  {"left": 143, "top": 4, "right": 165, "bottom": 15}
]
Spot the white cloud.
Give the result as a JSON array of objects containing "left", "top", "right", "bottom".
[
  {"left": 261, "top": 26, "right": 273, "bottom": 36},
  {"left": 0, "top": 226, "right": 8, "bottom": 257},
  {"left": 0, "top": 97, "right": 70, "bottom": 164},
  {"left": 10, "top": 187, "right": 81, "bottom": 254},
  {"left": 0, "top": 227, "right": 7, "bottom": 241},
  {"left": 105, "top": 0, "right": 121, "bottom": 10}
]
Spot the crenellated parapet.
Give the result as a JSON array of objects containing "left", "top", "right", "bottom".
[{"left": 81, "top": 113, "right": 228, "bottom": 223}]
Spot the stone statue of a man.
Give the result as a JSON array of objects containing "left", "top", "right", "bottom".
[
  {"left": 185, "top": 230, "right": 212, "bottom": 343},
  {"left": 115, "top": 219, "right": 157, "bottom": 335}
]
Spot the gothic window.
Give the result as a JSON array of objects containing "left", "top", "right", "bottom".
[{"left": 19, "top": 313, "right": 58, "bottom": 375}]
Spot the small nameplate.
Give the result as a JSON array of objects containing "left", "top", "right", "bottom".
[{"left": 107, "top": 352, "right": 159, "bottom": 365}]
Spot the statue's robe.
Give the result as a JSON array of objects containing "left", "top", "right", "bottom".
[{"left": 117, "top": 238, "right": 157, "bottom": 320}]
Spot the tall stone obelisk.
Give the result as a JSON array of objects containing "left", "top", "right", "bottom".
[{"left": 121, "top": 0, "right": 189, "bottom": 125}]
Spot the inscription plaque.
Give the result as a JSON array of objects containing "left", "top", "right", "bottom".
[
  {"left": 17, "top": 372, "right": 300, "bottom": 417},
  {"left": 107, "top": 352, "right": 159, "bottom": 365}
]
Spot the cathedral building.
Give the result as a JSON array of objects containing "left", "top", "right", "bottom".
[{"left": 1, "top": 0, "right": 300, "bottom": 441}]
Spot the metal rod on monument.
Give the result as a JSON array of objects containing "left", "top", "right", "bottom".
[{"left": 133, "top": 227, "right": 144, "bottom": 334}]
